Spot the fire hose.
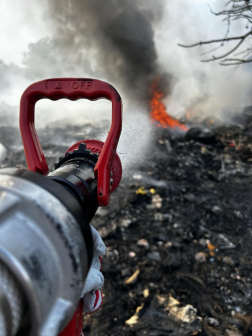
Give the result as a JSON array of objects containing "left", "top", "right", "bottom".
[{"left": 0, "top": 78, "right": 122, "bottom": 336}]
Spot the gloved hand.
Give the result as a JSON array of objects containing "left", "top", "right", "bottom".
[{"left": 82, "top": 225, "right": 106, "bottom": 314}]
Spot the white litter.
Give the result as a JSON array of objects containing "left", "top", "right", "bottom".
[{"left": 0, "top": 144, "right": 6, "bottom": 164}]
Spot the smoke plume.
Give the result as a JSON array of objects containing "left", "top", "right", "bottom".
[
  {"left": 44, "top": 0, "right": 169, "bottom": 102},
  {"left": 1, "top": 0, "right": 252, "bottom": 129}
]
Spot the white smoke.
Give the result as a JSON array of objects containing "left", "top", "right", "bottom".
[
  {"left": 157, "top": 0, "right": 252, "bottom": 121},
  {"left": 0, "top": 0, "right": 251, "bottom": 170}
]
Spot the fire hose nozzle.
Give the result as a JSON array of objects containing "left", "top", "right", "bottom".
[
  {"left": 0, "top": 78, "right": 123, "bottom": 336},
  {"left": 0, "top": 169, "right": 92, "bottom": 336},
  {"left": 20, "top": 78, "right": 123, "bottom": 206}
]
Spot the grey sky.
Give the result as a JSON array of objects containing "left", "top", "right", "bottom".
[{"left": 0, "top": 0, "right": 251, "bottom": 128}]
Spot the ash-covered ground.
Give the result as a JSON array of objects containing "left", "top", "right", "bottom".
[{"left": 0, "top": 120, "right": 252, "bottom": 336}]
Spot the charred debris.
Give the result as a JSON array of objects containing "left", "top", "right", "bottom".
[{"left": 0, "top": 114, "right": 252, "bottom": 336}]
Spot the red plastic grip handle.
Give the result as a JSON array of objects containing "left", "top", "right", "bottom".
[
  {"left": 19, "top": 78, "right": 122, "bottom": 206},
  {"left": 58, "top": 299, "right": 83, "bottom": 336}
]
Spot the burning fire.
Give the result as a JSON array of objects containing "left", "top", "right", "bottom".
[
  {"left": 150, "top": 78, "right": 188, "bottom": 131},
  {"left": 186, "top": 108, "right": 216, "bottom": 127},
  {"left": 186, "top": 108, "right": 196, "bottom": 120}
]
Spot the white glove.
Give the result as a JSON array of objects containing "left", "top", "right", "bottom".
[{"left": 82, "top": 225, "right": 106, "bottom": 314}]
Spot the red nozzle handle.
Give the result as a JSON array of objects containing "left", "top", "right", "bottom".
[{"left": 20, "top": 78, "right": 122, "bottom": 207}]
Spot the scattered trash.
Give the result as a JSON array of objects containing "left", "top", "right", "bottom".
[
  {"left": 98, "top": 222, "right": 117, "bottom": 239},
  {"left": 151, "top": 194, "right": 162, "bottom": 209},
  {"left": 218, "top": 234, "right": 236, "bottom": 250},
  {"left": 136, "top": 186, "right": 156, "bottom": 196},
  {"left": 234, "top": 210, "right": 243, "bottom": 219},
  {"left": 121, "top": 268, "right": 131, "bottom": 278},
  {"left": 132, "top": 173, "right": 168, "bottom": 189},
  {"left": 147, "top": 251, "right": 161, "bottom": 262},
  {"left": 154, "top": 213, "right": 163, "bottom": 221},
  {"left": 154, "top": 233, "right": 168, "bottom": 242},
  {"left": 225, "top": 330, "right": 243, "bottom": 336},
  {"left": 128, "top": 251, "right": 136, "bottom": 258},
  {"left": 0, "top": 143, "right": 6, "bottom": 164},
  {"left": 137, "top": 239, "right": 149, "bottom": 249},
  {"left": 169, "top": 303, "right": 201, "bottom": 324},
  {"left": 124, "top": 269, "right": 140, "bottom": 285},
  {"left": 125, "top": 303, "right": 144, "bottom": 326},
  {"left": 120, "top": 219, "right": 134, "bottom": 228},
  {"left": 195, "top": 252, "right": 208, "bottom": 263},
  {"left": 184, "top": 193, "right": 195, "bottom": 201},
  {"left": 207, "top": 242, "right": 217, "bottom": 256},
  {"left": 164, "top": 241, "right": 173, "bottom": 248},
  {"left": 164, "top": 139, "right": 172, "bottom": 153},
  {"left": 154, "top": 212, "right": 172, "bottom": 221},
  {"left": 223, "top": 256, "right": 235, "bottom": 266},
  {"left": 106, "top": 248, "right": 119, "bottom": 262},
  {"left": 132, "top": 174, "right": 143, "bottom": 181},
  {"left": 212, "top": 205, "right": 222, "bottom": 215},
  {"left": 143, "top": 288, "right": 149, "bottom": 298},
  {"left": 96, "top": 208, "right": 109, "bottom": 217},
  {"left": 125, "top": 294, "right": 202, "bottom": 335},
  {"left": 185, "top": 127, "right": 216, "bottom": 144},
  {"left": 3, "top": 121, "right": 252, "bottom": 335},
  {"left": 135, "top": 186, "right": 148, "bottom": 195},
  {"left": 199, "top": 238, "right": 210, "bottom": 246},
  {"left": 208, "top": 317, "right": 219, "bottom": 326}
]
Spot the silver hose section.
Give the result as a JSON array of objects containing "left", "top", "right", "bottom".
[
  {"left": 0, "top": 261, "right": 24, "bottom": 336},
  {"left": 0, "top": 287, "right": 10, "bottom": 336},
  {"left": 0, "top": 173, "right": 89, "bottom": 336}
]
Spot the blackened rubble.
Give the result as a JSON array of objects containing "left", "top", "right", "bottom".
[{"left": 1, "top": 121, "right": 252, "bottom": 335}]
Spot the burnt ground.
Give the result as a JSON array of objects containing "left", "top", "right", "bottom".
[{"left": 0, "top": 121, "right": 252, "bottom": 336}]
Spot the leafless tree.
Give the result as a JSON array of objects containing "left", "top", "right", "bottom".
[{"left": 179, "top": 0, "right": 252, "bottom": 65}]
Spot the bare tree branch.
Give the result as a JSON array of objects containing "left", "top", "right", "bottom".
[
  {"left": 220, "top": 57, "right": 252, "bottom": 64},
  {"left": 200, "top": 45, "right": 224, "bottom": 56},
  {"left": 178, "top": 30, "right": 252, "bottom": 49},
  {"left": 178, "top": 0, "right": 252, "bottom": 65},
  {"left": 201, "top": 31, "right": 251, "bottom": 62}
]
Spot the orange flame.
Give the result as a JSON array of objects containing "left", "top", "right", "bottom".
[{"left": 150, "top": 79, "right": 188, "bottom": 131}]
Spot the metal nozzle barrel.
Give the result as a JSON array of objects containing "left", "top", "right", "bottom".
[{"left": 0, "top": 169, "right": 93, "bottom": 336}]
